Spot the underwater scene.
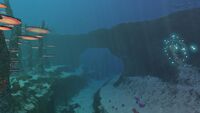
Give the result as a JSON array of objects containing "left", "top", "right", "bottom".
[{"left": 0, "top": 0, "right": 200, "bottom": 113}]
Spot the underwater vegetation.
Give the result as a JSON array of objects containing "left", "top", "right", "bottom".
[
  {"left": 0, "top": 0, "right": 52, "bottom": 112},
  {"left": 0, "top": 0, "right": 200, "bottom": 113},
  {"left": 163, "top": 33, "right": 198, "bottom": 66},
  {"left": 163, "top": 33, "right": 188, "bottom": 65}
]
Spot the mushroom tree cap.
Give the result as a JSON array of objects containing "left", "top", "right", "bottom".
[
  {"left": 0, "top": 3, "right": 7, "bottom": 8},
  {"left": 26, "top": 27, "right": 50, "bottom": 34},
  {"left": 0, "top": 25, "right": 12, "bottom": 31},
  {"left": 35, "top": 35, "right": 43, "bottom": 38},
  {"left": 18, "top": 35, "right": 39, "bottom": 41},
  {"left": 0, "top": 15, "right": 21, "bottom": 25}
]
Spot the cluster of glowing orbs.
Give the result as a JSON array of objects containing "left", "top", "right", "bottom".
[
  {"left": 190, "top": 44, "right": 198, "bottom": 53},
  {"left": 163, "top": 33, "right": 188, "bottom": 65}
]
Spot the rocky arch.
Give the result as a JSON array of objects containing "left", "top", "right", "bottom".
[
  {"left": 49, "top": 8, "right": 200, "bottom": 82},
  {"left": 80, "top": 48, "right": 124, "bottom": 79}
]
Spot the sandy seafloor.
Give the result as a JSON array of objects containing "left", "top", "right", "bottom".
[
  {"left": 70, "top": 65, "right": 200, "bottom": 113},
  {"left": 101, "top": 65, "right": 200, "bottom": 113},
  {"left": 70, "top": 80, "right": 105, "bottom": 113},
  {"left": 10, "top": 65, "right": 200, "bottom": 113}
]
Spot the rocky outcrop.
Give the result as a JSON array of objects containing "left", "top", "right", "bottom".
[
  {"left": 98, "top": 65, "right": 200, "bottom": 113},
  {"left": 49, "top": 8, "right": 200, "bottom": 82}
]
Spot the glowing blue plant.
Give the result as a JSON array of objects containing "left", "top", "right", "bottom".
[{"left": 163, "top": 33, "right": 189, "bottom": 65}]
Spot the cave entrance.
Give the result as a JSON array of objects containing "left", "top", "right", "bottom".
[{"left": 80, "top": 48, "right": 123, "bottom": 80}]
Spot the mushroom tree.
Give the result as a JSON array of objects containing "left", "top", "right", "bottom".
[
  {"left": 19, "top": 35, "right": 39, "bottom": 71},
  {"left": 44, "top": 44, "right": 56, "bottom": 68},
  {"left": 0, "top": 3, "right": 12, "bottom": 112},
  {"left": 27, "top": 41, "right": 33, "bottom": 71},
  {"left": 4, "top": 0, "right": 23, "bottom": 73},
  {"left": 0, "top": 1, "right": 21, "bottom": 112},
  {"left": 3, "top": 0, "right": 12, "bottom": 15},
  {"left": 38, "top": 21, "right": 46, "bottom": 74},
  {"left": 26, "top": 21, "right": 50, "bottom": 74},
  {"left": 0, "top": 30, "right": 13, "bottom": 113},
  {"left": 0, "top": 25, "right": 12, "bottom": 31},
  {"left": 0, "top": 3, "right": 7, "bottom": 9}
]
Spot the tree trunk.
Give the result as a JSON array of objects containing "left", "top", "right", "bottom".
[
  {"left": 0, "top": 31, "right": 13, "bottom": 113},
  {"left": 38, "top": 21, "right": 46, "bottom": 74},
  {"left": 4, "top": 0, "right": 23, "bottom": 72}
]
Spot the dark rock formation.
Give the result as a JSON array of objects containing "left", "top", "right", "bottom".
[
  {"left": 93, "top": 89, "right": 108, "bottom": 113},
  {"left": 52, "top": 75, "right": 87, "bottom": 111},
  {"left": 49, "top": 8, "right": 200, "bottom": 82}
]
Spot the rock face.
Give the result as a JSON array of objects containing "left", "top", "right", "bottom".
[
  {"left": 52, "top": 75, "right": 87, "bottom": 110},
  {"left": 49, "top": 8, "right": 200, "bottom": 82}
]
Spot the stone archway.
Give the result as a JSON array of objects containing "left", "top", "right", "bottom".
[{"left": 80, "top": 48, "right": 123, "bottom": 80}]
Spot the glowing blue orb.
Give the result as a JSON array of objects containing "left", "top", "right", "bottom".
[{"left": 190, "top": 45, "right": 198, "bottom": 52}]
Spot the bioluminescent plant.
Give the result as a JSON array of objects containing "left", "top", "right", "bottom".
[{"left": 163, "top": 33, "right": 189, "bottom": 65}]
